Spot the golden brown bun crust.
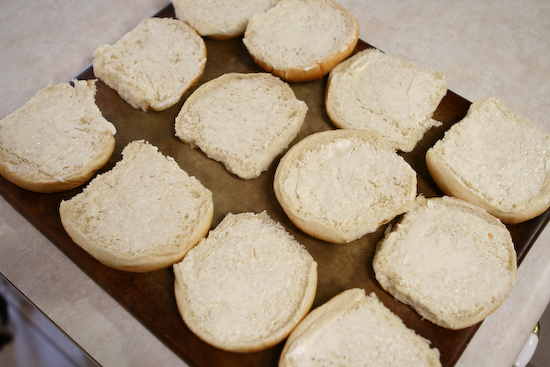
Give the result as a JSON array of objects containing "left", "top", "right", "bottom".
[
  {"left": 59, "top": 140, "right": 214, "bottom": 272},
  {"left": 174, "top": 258, "right": 317, "bottom": 352},
  {"left": 426, "top": 148, "right": 550, "bottom": 224},
  {"left": 243, "top": 0, "right": 360, "bottom": 83},
  {"left": 0, "top": 136, "right": 115, "bottom": 193},
  {"left": 60, "top": 199, "right": 213, "bottom": 273},
  {"left": 274, "top": 129, "right": 417, "bottom": 244},
  {"left": 0, "top": 79, "right": 117, "bottom": 193},
  {"left": 249, "top": 30, "right": 359, "bottom": 83},
  {"left": 373, "top": 196, "right": 517, "bottom": 330},
  {"left": 425, "top": 96, "right": 550, "bottom": 224},
  {"left": 279, "top": 288, "right": 442, "bottom": 366},
  {"left": 172, "top": 212, "right": 318, "bottom": 352}
]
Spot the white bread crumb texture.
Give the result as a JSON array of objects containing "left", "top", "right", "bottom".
[
  {"left": 175, "top": 73, "right": 308, "bottom": 179},
  {"left": 5, "top": 0, "right": 544, "bottom": 362},
  {"left": 61, "top": 140, "right": 213, "bottom": 257},
  {"left": 374, "top": 196, "right": 516, "bottom": 329},
  {"left": 278, "top": 131, "right": 416, "bottom": 240},
  {"left": 0, "top": 79, "right": 116, "bottom": 182},
  {"left": 281, "top": 289, "right": 441, "bottom": 367},
  {"left": 327, "top": 48, "right": 447, "bottom": 152},
  {"left": 429, "top": 97, "right": 550, "bottom": 212},
  {"left": 175, "top": 211, "right": 316, "bottom": 344},
  {"left": 243, "top": 0, "right": 359, "bottom": 71},
  {"left": 172, "top": 0, "right": 279, "bottom": 38},
  {"left": 92, "top": 17, "right": 206, "bottom": 111}
]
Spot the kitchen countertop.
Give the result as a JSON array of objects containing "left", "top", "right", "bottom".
[{"left": 1, "top": 1, "right": 549, "bottom": 366}]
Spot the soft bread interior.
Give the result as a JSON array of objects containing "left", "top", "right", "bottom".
[
  {"left": 173, "top": 211, "right": 317, "bottom": 353},
  {"left": 0, "top": 79, "right": 116, "bottom": 193},
  {"left": 172, "top": 0, "right": 279, "bottom": 40},
  {"left": 243, "top": 0, "right": 359, "bottom": 82},
  {"left": 60, "top": 140, "right": 214, "bottom": 272},
  {"left": 93, "top": 17, "right": 206, "bottom": 111},
  {"left": 279, "top": 288, "right": 441, "bottom": 367},
  {"left": 175, "top": 72, "right": 308, "bottom": 179},
  {"left": 274, "top": 129, "right": 417, "bottom": 243},
  {"left": 326, "top": 48, "right": 447, "bottom": 152},
  {"left": 373, "top": 196, "right": 517, "bottom": 329},
  {"left": 426, "top": 97, "right": 550, "bottom": 224}
]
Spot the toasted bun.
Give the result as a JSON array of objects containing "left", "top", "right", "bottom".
[
  {"left": 0, "top": 79, "right": 116, "bottom": 193},
  {"left": 279, "top": 288, "right": 441, "bottom": 367},
  {"left": 93, "top": 17, "right": 206, "bottom": 111},
  {"left": 173, "top": 211, "right": 317, "bottom": 353},
  {"left": 426, "top": 97, "right": 550, "bottom": 224},
  {"left": 373, "top": 196, "right": 517, "bottom": 330},
  {"left": 60, "top": 140, "right": 214, "bottom": 272},
  {"left": 172, "top": 0, "right": 279, "bottom": 41},
  {"left": 326, "top": 49, "right": 447, "bottom": 152},
  {"left": 175, "top": 72, "right": 308, "bottom": 179},
  {"left": 243, "top": 0, "right": 359, "bottom": 82},
  {"left": 274, "top": 129, "right": 417, "bottom": 243}
]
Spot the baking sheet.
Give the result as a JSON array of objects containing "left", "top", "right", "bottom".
[{"left": 1, "top": 4, "right": 549, "bottom": 367}]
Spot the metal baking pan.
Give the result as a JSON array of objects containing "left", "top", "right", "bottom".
[{"left": 1, "top": 4, "right": 548, "bottom": 367}]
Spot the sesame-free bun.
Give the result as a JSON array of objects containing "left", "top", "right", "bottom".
[
  {"left": 426, "top": 97, "right": 550, "bottom": 224},
  {"left": 279, "top": 288, "right": 442, "bottom": 367},
  {"left": 172, "top": 0, "right": 279, "bottom": 40},
  {"left": 60, "top": 140, "right": 214, "bottom": 272},
  {"left": 243, "top": 0, "right": 359, "bottom": 82},
  {"left": 173, "top": 211, "right": 317, "bottom": 353},
  {"left": 93, "top": 17, "right": 206, "bottom": 111},
  {"left": 274, "top": 129, "right": 417, "bottom": 243},
  {"left": 373, "top": 196, "right": 517, "bottom": 330},
  {"left": 175, "top": 72, "right": 308, "bottom": 179},
  {"left": 0, "top": 79, "right": 116, "bottom": 193},
  {"left": 326, "top": 49, "right": 447, "bottom": 152}
]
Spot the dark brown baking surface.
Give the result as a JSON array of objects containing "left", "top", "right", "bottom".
[{"left": 1, "top": 3, "right": 549, "bottom": 367}]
